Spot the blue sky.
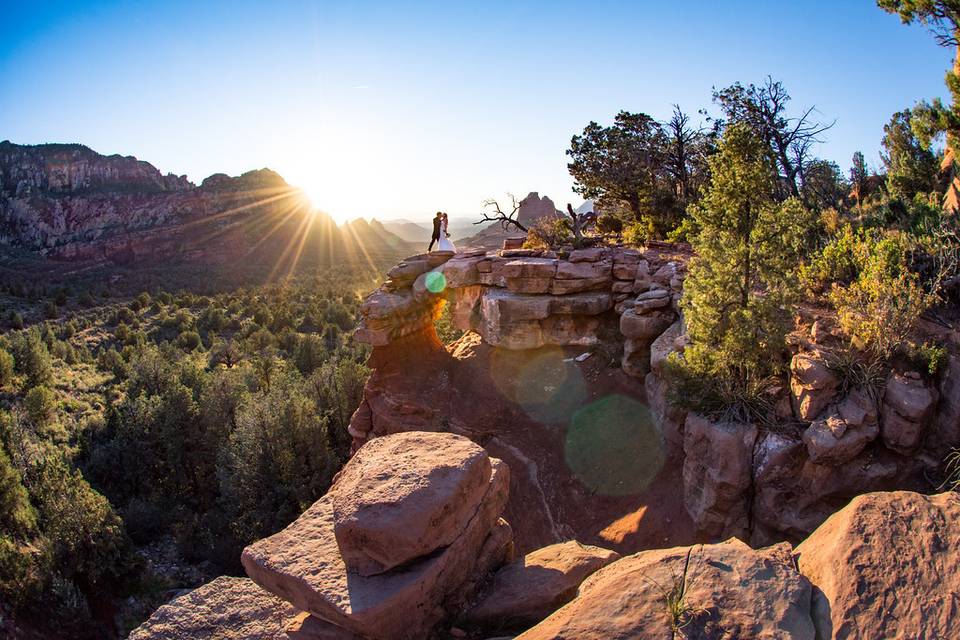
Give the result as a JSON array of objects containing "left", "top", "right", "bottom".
[{"left": 0, "top": 1, "right": 952, "bottom": 223}]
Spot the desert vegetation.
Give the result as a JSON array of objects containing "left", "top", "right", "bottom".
[{"left": 0, "top": 268, "right": 372, "bottom": 635}]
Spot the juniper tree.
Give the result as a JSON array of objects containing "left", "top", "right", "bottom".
[
  {"left": 675, "top": 124, "right": 815, "bottom": 415},
  {"left": 880, "top": 1, "right": 960, "bottom": 209}
]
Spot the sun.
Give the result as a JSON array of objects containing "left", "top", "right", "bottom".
[{"left": 297, "top": 182, "right": 352, "bottom": 225}]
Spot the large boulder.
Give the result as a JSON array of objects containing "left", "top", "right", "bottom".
[
  {"left": 242, "top": 434, "right": 511, "bottom": 640},
  {"left": 500, "top": 257, "right": 558, "bottom": 279},
  {"left": 547, "top": 291, "right": 612, "bottom": 316},
  {"left": 645, "top": 371, "right": 687, "bottom": 449},
  {"left": 549, "top": 275, "right": 610, "bottom": 295},
  {"left": 790, "top": 352, "right": 839, "bottom": 420},
  {"left": 802, "top": 407, "right": 878, "bottom": 467},
  {"left": 517, "top": 539, "right": 816, "bottom": 640},
  {"left": 540, "top": 315, "right": 600, "bottom": 346},
  {"left": 682, "top": 414, "right": 757, "bottom": 539},
  {"left": 129, "top": 576, "right": 302, "bottom": 640},
  {"left": 619, "top": 308, "right": 673, "bottom": 340},
  {"left": 928, "top": 354, "right": 960, "bottom": 450},
  {"left": 463, "top": 541, "right": 620, "bottom": 631},
  {"left": 440, "top": 255, "right": 488, "bottom": 288},
  {"left": 802, "top": 389, "right": 879, "bottom": 466},
  {"left": 796, "top": 491, "right": 960, "bottom": 640},
  {"left": 881, "top": 372, "right": 938, "bottom": 454},
  {"left": 649, "top": 318, "right": 684, "bottom": 376},
  {"left": 331, "top": 432, "right": 492, "bottom": 576},
  {"left": 751, "top": 431, "right": 902, "bottom": 545}
]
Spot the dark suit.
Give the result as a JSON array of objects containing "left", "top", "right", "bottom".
[{"left": 428, "top": 216, "right": 442, "bottom": 251}]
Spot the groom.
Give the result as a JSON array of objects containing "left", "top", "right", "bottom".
[{"left": 428, "top": 211, "right": 442, "bottom": 252}]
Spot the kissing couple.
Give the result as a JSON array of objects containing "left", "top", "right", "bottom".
[{"left": 428, "top": 211, "right": 457, "bottom": 253}]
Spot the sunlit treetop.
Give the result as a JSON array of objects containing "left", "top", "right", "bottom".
[{"left": 878, "top": 0, "right": 960, "bottom": 45}]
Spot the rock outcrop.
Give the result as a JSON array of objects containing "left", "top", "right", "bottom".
[
  {"left": 462, "top": 540, "right": 620, "bottom": 632},
  {"left": 517, "top": 538, "right": 817, "bottom": 639},
  {"left": 128, "top": 576, "right": 303, "bottom": 640},
  {"left": 682, "top": 414, "right": 757, "bottom": 540},
  {"left": 796, "top": 491, "right": 960, "bottom": 640},
  {"left": 354, "top": 245, "right": 685, "bottom": 356},
  {"left": 241, "top": 432, "right": 511, "bottom": 640},
  {"left": 881, "top": 371, "right": 938, "bottom": 454}
]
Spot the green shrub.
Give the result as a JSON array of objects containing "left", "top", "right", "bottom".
[
  {"left": 114, "top": 307, "right": 136, "bottom": 325},
  {"left": 622, "top": 221, "right": 647, "bottom": 247},
  {"left": 596, "top": 214, "right": 624, "bottom": 236},
  {"left": 97, "top": 347, "right": 129, "bottom": 379},
  {"left": 908, "top": 341, "right": 948, "bottom": 376},
  {"left": 24, "top": 386, "right": 57, "bottom": 425},
  {"left": 10, "top": 331, "right": 52, "bottom": 387},
  {"left": 177, "top": 331, "right": 202, "bottom": 351},
  {"left": 829, "top": 237, "right": 935, "bottom": 358},
  {"left": 799, "top": 224, "right": 863, "bottom": 291},
  {"left": 523, "top": 216, "right": 572, "bottom": 250},
  {"left": 0, "top": 349, "right": 13, "bottom": 388}
]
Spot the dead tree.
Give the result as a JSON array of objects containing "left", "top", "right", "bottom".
[
  {"left": 475, "top": 194, "right": 528, "bottom": 233},
  {"left": 564, "top": 203, "right": 597, "bottom": 248}
]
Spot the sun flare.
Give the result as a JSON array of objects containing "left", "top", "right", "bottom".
[{"left": 300, "top": 183, "right": 359, "bottom": 225}]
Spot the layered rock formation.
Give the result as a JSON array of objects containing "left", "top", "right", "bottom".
[
  {"left": 352, "top": 243, "right": 960, "bottom": 553},
  {"left": 0, "top": 141, "right": 409, "bottom": 265},
  {"left": 353, "top": 245, "right": 683, "bottom": 356}
]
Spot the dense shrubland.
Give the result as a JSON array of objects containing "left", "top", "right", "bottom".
[{"left": 0, "top": 270, "right": 371, "bottom": 634}]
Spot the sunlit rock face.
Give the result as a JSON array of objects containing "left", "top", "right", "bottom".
[
  {"left": 240, "top": 432, "right": 512, "bottom": 640},
  {"left": 796, "top": 491, "right": 960, "bottom": 640},
  {"left": 354, "top": 245, "right": 686, "bottom": 354},
  {"left": 518, "top": 538, "right": 817, "bottom": 640}
]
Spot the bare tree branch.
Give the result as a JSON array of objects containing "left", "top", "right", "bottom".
[{"left": 474, "top": 194, "right": 528, "bottom": 232}]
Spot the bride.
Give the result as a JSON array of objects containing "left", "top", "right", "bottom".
[{"left": 437, "top": 212, "right": 457, "bottom": 252}]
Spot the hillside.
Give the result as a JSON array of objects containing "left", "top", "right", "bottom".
[{"left": 0, "top": 141, "right": 412, "bottom": 290}]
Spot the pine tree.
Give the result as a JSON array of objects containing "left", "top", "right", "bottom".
[{"left": 673, "top": 123, "right": 815, "bottom": 417}]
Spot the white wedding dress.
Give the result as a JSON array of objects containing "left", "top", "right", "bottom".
[{"left": 437, "top": 220, "right": 457, "bottom": 252}]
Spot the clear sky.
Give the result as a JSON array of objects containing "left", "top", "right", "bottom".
[{"left": 0, "top": 1, "right": 952, "bottom": 223}]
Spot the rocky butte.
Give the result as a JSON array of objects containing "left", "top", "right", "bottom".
[{"left": 132, "top": 244, "right": 960, "bottom": 638}]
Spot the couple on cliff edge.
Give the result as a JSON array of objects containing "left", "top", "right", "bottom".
[{"left": 428, "top": 211, "right": 456, "bottom": 253}]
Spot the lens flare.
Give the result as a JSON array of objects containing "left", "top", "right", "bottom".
[
  {"left": 425, "top": 271, "right": 447, "bottom": 293},
  {"left": 489, "top": 346, "right": 587, "bottom": 425},
  {"left": 564, "top": 394, "right": 663, "bottom": 496}
]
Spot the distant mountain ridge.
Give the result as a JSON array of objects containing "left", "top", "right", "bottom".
[{"left": 0, "top": 141, "right": 410, "bottom": 271}]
